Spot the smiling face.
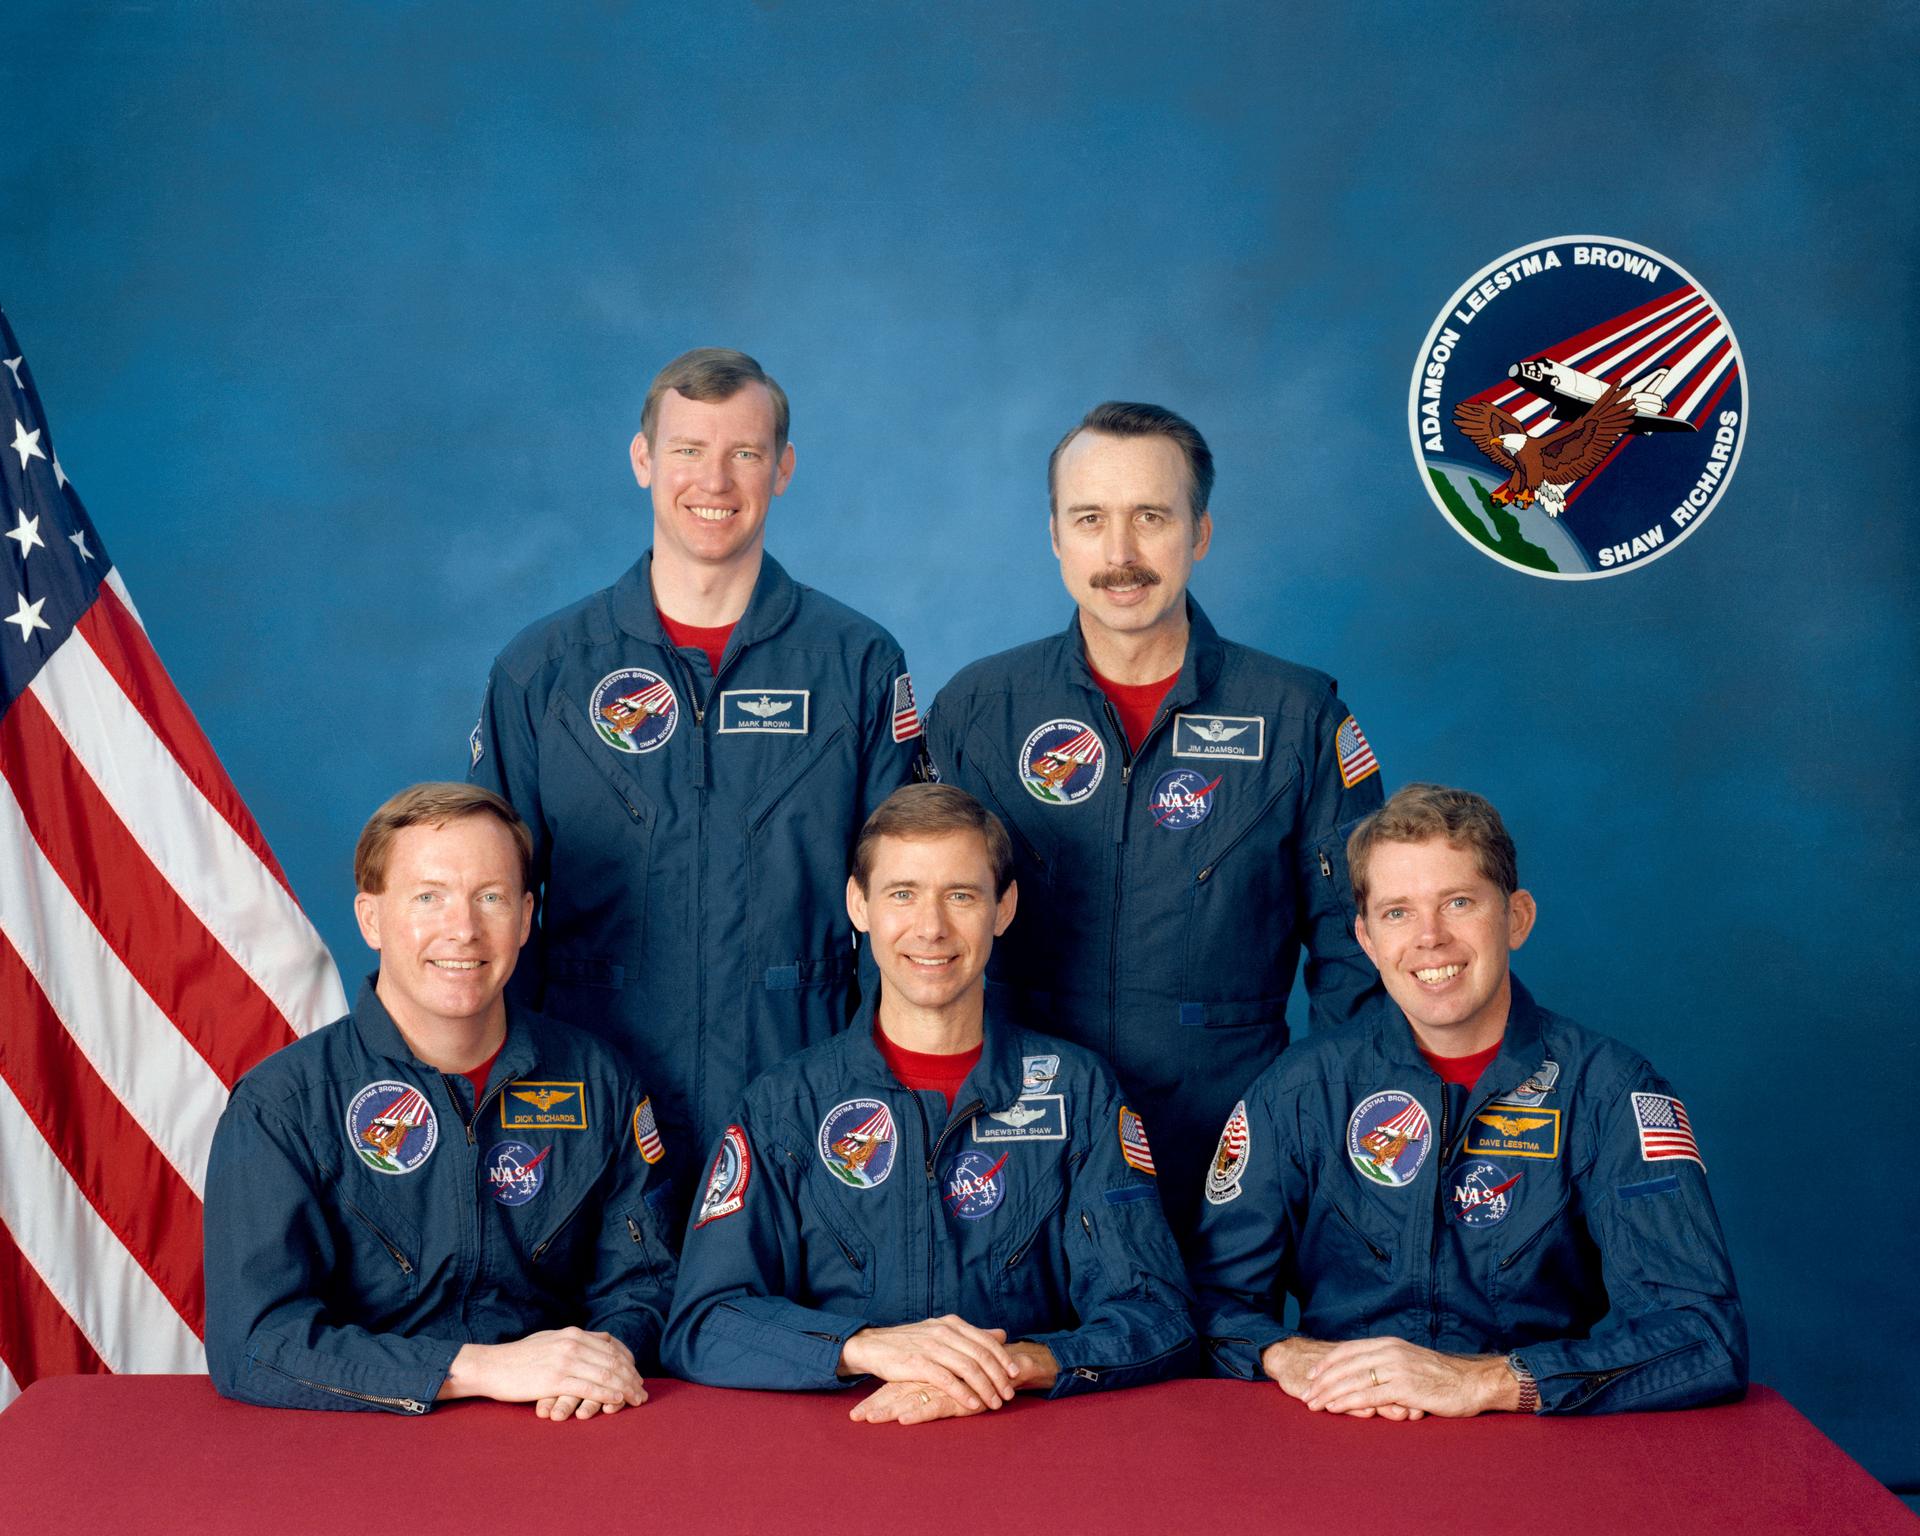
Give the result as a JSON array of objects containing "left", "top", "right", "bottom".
[
  {"left": 847, "top": 829, "right": 1017, "bottom": 1026},
  {"left": 354, "top": 815, "right": 534, "bottom": 1047},
  {"left": 1050, "top": 430, "right": 1211, "bottom": 652},
  {"left": 1354, "top": 836, "right": 1536, "bottom": 1055},
  {"left": 631, "top": 383, "right": 795, "bottom": 577}
]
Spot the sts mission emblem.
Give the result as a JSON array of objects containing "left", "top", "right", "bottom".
[{"left": 1410, "top": 236, "right": 1746, "bottom": 579}]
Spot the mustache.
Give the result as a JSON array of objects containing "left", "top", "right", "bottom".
[{"left": 1089, "top": 564, "right": 1162, "bottom": 590}]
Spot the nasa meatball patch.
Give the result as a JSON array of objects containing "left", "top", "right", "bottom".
[{"left": 1410, "top": 236, "right": 1746, "bottom": 579}]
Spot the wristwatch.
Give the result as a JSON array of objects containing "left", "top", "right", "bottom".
[{"left": 1506, "top": 1352, "right": 1539, "bottom": 1413}]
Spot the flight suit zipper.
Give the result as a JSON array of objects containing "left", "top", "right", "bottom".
[
  {"left": 1427, "top": 1092, "right": 1450, "bottom": 1347},
  {"left": 1099, "top": 699, "right": 1176, "bottom": 1061},
  {"left": 341, "top": 1197, "right": 415, "bottom": 1276},
  {"left": 919, "top": 1095, "right": 983, "bottom": 1315},
  {"left": 256, "top": 1357, "right": 428, "bottom": 1414}
]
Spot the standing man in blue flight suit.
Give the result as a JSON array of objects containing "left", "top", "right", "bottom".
[
  {"left": 1190, "top": 784, "right": 1747, "bottom": 1416},
  {"left": 923, "top": 401, "right": 1384, "bottom": 1235},
  {"left": 663, "top": 785, "right": 1194, "bottom": 1424},
  {"left": 469, "top": 349, "right": 921, "bottom": 1227},
  {"left": 204, "top": 784, "right": 676, "bottom": 1417}
]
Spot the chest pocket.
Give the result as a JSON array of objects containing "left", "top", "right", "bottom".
[
  {"left": 1181, "top": 753, "right": 1301, "bottom": 1003},
  {"left": 990, "top": 1152, "right": 1078, "bottom": 1309},
  {"left": 797, "top": 1162, "right": 878, "bottom": 1304},
  {"left": 740, "top": 704, "right": 859, "bottom": 963},
  {"left": 337, "top": 1180, "right": 425, "bottom": 1322},
  {"left": 538, "top": 698, "right": 658, "bottom": 965}
]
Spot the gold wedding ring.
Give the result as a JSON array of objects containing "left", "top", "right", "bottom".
[
  {"left": 918, "top": 1390, "right": 930, "bottom": 1406},
  {"left": 1369, "top": 1367, "right": 1380, "bottom": 1387}
]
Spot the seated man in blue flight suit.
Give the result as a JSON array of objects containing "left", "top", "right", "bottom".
[
  {"left": 663, "top": 784, "right": 1194, "bottom": 1424},
  {"left": 204, "top": 783, "right": 677, "bottom": 1418},
  {"left": 1190, "top": 783, "right": 1746, "bottom": 1417}
]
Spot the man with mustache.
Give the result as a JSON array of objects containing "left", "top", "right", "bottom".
[{"left": 923, "top": 402, "right": 1383, "bottom": 1237}]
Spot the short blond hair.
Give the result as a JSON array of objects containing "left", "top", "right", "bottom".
[
  {"left": 1347, "top": 783, "right": 1518, "bottom": 912},
  {"left": 354, "top": 783, "right": 533, "bottom": 895}
]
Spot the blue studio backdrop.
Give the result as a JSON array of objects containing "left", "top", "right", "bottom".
[{"left": 6, "top": 0, "right": 1916, "bottom": 1492}]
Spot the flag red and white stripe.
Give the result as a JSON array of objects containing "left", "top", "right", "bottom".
[
  {"left": 1631, "top": 1092, "right": 1704, "bottom": 1168},
  {"left": 0, "top": 311, "right": 345, "bottom": 1408},
  {"left": 890, "top": 673, "right": 921, "bottom": 743}
]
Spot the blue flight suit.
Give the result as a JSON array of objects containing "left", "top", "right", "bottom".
[
  {"left": 469, "top": 551, "right": 920, "bottom": 1221},
  {"left": 923, "top": 598, "right": 1383, "bottom": 1232},
  {"left": 1189, "top": 978, "right": 1748, "bottom": 1413},
  {"left": 662, "top": 999, "right": 1195, "bottom": 1395},
  {"left": 203, "top": 978, "right": 677, "bottom": 1413}
]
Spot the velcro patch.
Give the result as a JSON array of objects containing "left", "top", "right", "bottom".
[
  {"left": 500, "top": 1081, "right": 588, "bottom": 1131},
  {"left": 1618, "top": 1174, "right": 1681, "bottom": 1200},
  {"left": 1105, "top": 1184, "right": 1155, "bottom": 1206},
  {"left": 1464, "top": 1107, "right": 1560, "bottom": 1160},
  {"left": 719, "top": 689, "right": 809, "bottom": 733}
]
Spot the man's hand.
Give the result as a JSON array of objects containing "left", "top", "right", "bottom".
[
  {"left": 1262, "top": 1336, "right": 1423, "bottom": 1420},
  {"left": 1302, "top": 1336, "right": 1518, "bottom": 1418},
  {"left": 847, "top": 1341, "right": 1058, "bottom": 1426},
  {"left": 838, "top": 1317, "right": 1018, "bottom": 1412},
  {"left": 848, "top": 1379, "right": 977, "bottom": 1425},
  {"left": 1006, "top": 1340, "right": 1058, "bottom": 1394},
  {"left": 440, "top": 1328, "right": 647, "bottom": 1420}
]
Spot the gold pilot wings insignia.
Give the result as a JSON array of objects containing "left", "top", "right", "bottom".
[
  {"left": 1464, "top": 1107, "right": 1560, "bottom": 1160},
  {"left": 500, "top": 1081, "right": 588, "bottom": 1130}
]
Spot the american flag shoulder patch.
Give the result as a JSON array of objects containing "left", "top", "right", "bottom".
[
  {"left": 1631, "top": 1092, "right": 1704, "bottom": 1168},
  {"left": 890, "top": 673, "right": 921, "bottom": 743},
  {"left": 1118, "top": 1105, "right": 1156, "bottom": 1175},
  {"left": 1335, "top": 713, "right": 1378, "bottom": 788},
  {"left": 631, "top": 1097, "right": 665, "bottom": 1164}
]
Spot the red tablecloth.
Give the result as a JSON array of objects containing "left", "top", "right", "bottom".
[{"left": 0, "top": 1376, "right": 1911, "bottom": 1534}]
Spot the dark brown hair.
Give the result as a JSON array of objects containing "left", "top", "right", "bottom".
[
  {"left": 1047, "top": 400, "right": 1216, "bottom": 516},
  {"left": 851, "top": 784, "right": 1014, "bottom": 897}
]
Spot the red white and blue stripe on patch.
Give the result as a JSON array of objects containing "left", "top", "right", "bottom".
[
  {"left": 1335, "top": 715, "right": 1378, "bottom": 788},
  {"left": 890, "top": 673, "right": 921, "bottom": 743},
  {"left": 1119, "top": 1106, "right": 1156, "bottom": 1175},
  {"left": 1631, "top": 1093, "right": 1703, "bottom": 1168}
]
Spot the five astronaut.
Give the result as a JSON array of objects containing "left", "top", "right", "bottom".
[{"left": 204, "top": 349, "right": 1745, "bottom": 1423}]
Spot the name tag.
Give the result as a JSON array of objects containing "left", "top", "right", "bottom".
[
  {"left": 500, "top": 1081, "right": 588, "bottom": 1131},
  {"left": 972, "top": 1094, "right": 1067, "bottom": 1143},
  {"left": 1464, "top": 1107, "right": 1559, "bottom": 1159},
  {"left": 719, "top": 689, "right": 810, "bottom": 734},
  {"left": 1171, "top": 713, "right": 1266, "bottom": 761}
]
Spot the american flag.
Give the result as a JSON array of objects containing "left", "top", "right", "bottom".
[
  {"left": 0, "top": 311, "right": 345, "bottom": 1408},
  {"left": 1217, "top": 1101, "right": 1249, "bottom": 1169},
  {"left": 631, "top": 1096, "right": 665, "bottom": 1164},
  {"left": 890, "top": 673, "right": 920, "bottom": 743},
  {"left": 1119, "top": 1106, "right": 1156, "bottom": 1175},
  {"left": 1632, "top": 1092, "right": 1704, "bottom": 1168},
  {"left": 1335, "top": 714, "right": 1378, "bottom": 788}
]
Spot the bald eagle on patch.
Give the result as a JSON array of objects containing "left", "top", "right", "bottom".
[{"left": 1453, "top": 384, "right": 1637, "bottom": 519}]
